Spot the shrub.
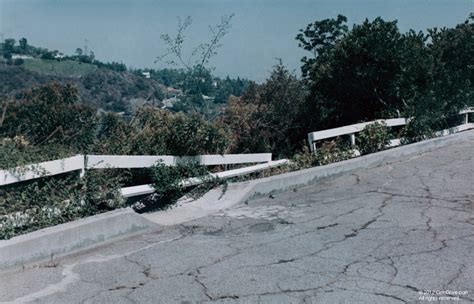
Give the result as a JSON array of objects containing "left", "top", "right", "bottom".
[
  {"left": 93, "top": 108, "right": 230, "bottom": 156},
  {"left": 0, "top": 169, "right": 127, "bottom": 239},
  {"left": 292, "top": 139, "right": 354, "bottom": 169},
  {"left": 0, "top": 136, "right": 72, "bottom": 169},
  {"left": 357, "top": 122, "right": 390, "bottom": 155},
  {"left": 134, "top": 161, "right": 220, "bottom": 212},
  {"left": 399, "top": 117, "right": 437, "bottom": 144},
  {"left": 0, "top": 83, "right": 97, "bottom": 151},
  {"left": 315, "top": 140, "right": 354, "bottom": 165},
  {"left": 13, "top": 58, "right": 24, "bottom": 66}
]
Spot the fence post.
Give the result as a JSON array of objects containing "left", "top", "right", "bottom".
[
  {"left": 350, "top": 133, "right": 356, "bottom": 146},
  {"left": 80, "top": 155, "right": 86, "bottom": 179},
  {"left": 465, "top": 113, "right": 469, "bottom": 125},
  {"left": 308, "top": 133, "right": 316, "bottom": 153}
]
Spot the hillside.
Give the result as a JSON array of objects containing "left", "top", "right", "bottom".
[
  {"left": 23, "top": 58, "right": 98, "bottom": 78},
  {"left": 0, "top": 62, "right": 164, "bottom": 112}
]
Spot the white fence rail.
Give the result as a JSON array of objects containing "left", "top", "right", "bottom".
[
  {"left": 85, "top": 153, "right": 272, "bottom": 169},
  {"left": 0, "top": 153, "right": 281, "bottom": 197},
  {"left": 308, "top": 108, "right": 474, "bottom": 152},
  {"left": 120, "top": 159, "right": 289, "bottom": 198},
  {"left": 0, "top": 155, "right": 85, "bottom": 186}
]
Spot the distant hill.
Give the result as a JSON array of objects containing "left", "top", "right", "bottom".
[
  {"left": 0, "top": 60, "right": 164, "bottom": 113},
  {"left": 0, "top": 38, "right": 251, "bottom": 117}
]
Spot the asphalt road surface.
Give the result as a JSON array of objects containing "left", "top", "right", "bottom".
[{"left": 1, "top": 133, "right": 473, "bottom": 303}]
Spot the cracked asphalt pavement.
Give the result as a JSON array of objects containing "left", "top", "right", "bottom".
[{"left": 1, "top": 132, "right": 473, "bottom": 303}]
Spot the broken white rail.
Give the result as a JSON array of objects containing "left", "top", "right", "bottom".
[{"left": 120, "top": 159, "right": 289, "bottom": 198}]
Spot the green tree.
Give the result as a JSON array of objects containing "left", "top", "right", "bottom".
[
  {"left": 19, "top": 38, "right": 28, "bottom": 52},
  {"left": 75, "top": 48, "right": 83, "bottom": 56},
  {"left": 2, "top": 38, "right": 15, "bottom": 59},
  {"left": 299, "top": 16, "right": 406, "bottom": 130},
  {"left": 296, "top": 14, "right": 348, "bottom": 79},
  {"left": 223, "top": 63, "right": 306, "bottom": 157}
]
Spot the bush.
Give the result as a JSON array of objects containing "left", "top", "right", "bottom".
[
  {"left": 0, "top": 169, "right": 127, "bottom": 239},
  {"left": 0, "top": 136, "right": 72, "bottom": 169},
  {"left": 0, "top": 83, "right": 97, "bottom": 151},
  {"left": 292, "top": 139, "right": 354, "bottom": 169},
  {"left": 357, "top": 122, "right": 390, "bottom": 155},
  {"left": 13, "top": 58, "right": 24, "bottom": 66},
  {"left": 399, "top": 117, "right": 435, "bottom": 144},
  {"left": 133, "top": 161, "right": 219, "bottom": 212},
  {"left": 94, "top": 107, "right": 230, "bottom": 156}
]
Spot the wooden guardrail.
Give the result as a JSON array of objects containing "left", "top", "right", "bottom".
[
  {"left": 307, "top": 108, "right": 474, "bottom": 152},
  {"left": 0, "top": 155, "right": 85, "bottom": 186},
  {"left": 0, "top": 153, "right": 279, "bottom": 193},
  {"left": 85, "top": 153, "right": 272, "bottom": 169}
]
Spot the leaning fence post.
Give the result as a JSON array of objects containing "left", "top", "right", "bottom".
[
  {"left": 350, "top": 133, "right": 356, "bottom": 146},
  {"left": 308, "top": 133, "right": 316, "bottom": 153},
  {"left": 80, "top": 155, "right": 86, "bottom": 179}
]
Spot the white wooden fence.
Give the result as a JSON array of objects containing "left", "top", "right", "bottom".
[
  {"left": 120, "top": 159, "right": 289, "bottom": 198},
  {"left": 85, "top": 153, "right": 272, "bottom": 169},
  {"left": 0, "top": 153, "right": 288, "bottom": 197},
  {"left": 307, "top": 108, "right": 474, "bottom": 152},
  {"left": 0, "top": 155, "right": 85, "bottom": 186}
]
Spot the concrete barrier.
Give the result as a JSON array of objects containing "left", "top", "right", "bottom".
[{"left": 0, "top": 208, "right": 156, "bottom": 269}]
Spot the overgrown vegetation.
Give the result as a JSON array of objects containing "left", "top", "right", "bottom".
[
  {"left": 357, "top": 122, "right": 391, "bottom": 155},
  {"left": 0, "top": 170, "right": 125, "bottom": 239}
]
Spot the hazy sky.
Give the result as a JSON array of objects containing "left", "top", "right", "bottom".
[{"left": 0, "top": 0, "right": 472, "bottom": 81}]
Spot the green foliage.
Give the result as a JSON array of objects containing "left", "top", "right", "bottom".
[
  {"left": 151, "top": 161, "right": 209, "bottom": 197},
  {"left": 0, "top": 136, "right": 71, "bottom": 169},
  {"left": 1, "top": 83, "right": 97, "bottom": 150},
  {"left": 134, "top": 161, "right": 219, "bottom": 211},
  {"left": 2, "top": 39, "right": 15, "bottom": 59},
  {"left": 292, "top": 139, "right": 354, "bottom": 169},
  {"left": 94, "top": 61, "right": 127, "bottom": 72},
  {"left": 19, "top": 38, "right": 28, "bottom": 51},
  {"left": 222, "top": 63, "right": 306, "bottom": 157},
  {"left": 296, "top": 14, "right": 348, "bottom": 78},
  {"left": 22, "top": 58, "right": 98, "bottom": 78},
  {"left": 297, "top": 14, "right": 472, "bottom": 136},
  {"left": 93, "top": 107, "right": 230, "bottom": 156},
  {"left": 0, "top": 170, "right": 126, "bottom": 239},
  {"left": 13, "top": 58, "right": 24, "bottom": 66},
  {"left": 357, "top": 122, "right": 390, "bottom": 155},
  {"left": 298, "top": 16, "right": 405, "bottom": 130}
]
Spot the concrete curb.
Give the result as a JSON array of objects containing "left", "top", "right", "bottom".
[
  {"left": 242, "top": 130, "right": 474, "bottom": 201},
  {"left": 0, "top": 208, "right": 156, "bottom": 269},
  {"left": 144, "top": 130, "right": 474, "bottom": 226}
]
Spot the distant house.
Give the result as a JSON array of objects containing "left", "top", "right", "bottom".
[
  {"left": 142, "top": 72, "right": 151, "bottom": 79},
  {"left": 165, "top": 87, "right": 183, "bottom": 96},
  {"left": 202, "top": 94, "right": 215, "bottom": 101},
  {"left": 54, "top": 53, "right": 65, "bottom": 59},
  {"left": 161, "top": 96, "right": 179, "bottom": 109},
  {"left": 11, "top": 54, "right": 33, "bottom": 60}
]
